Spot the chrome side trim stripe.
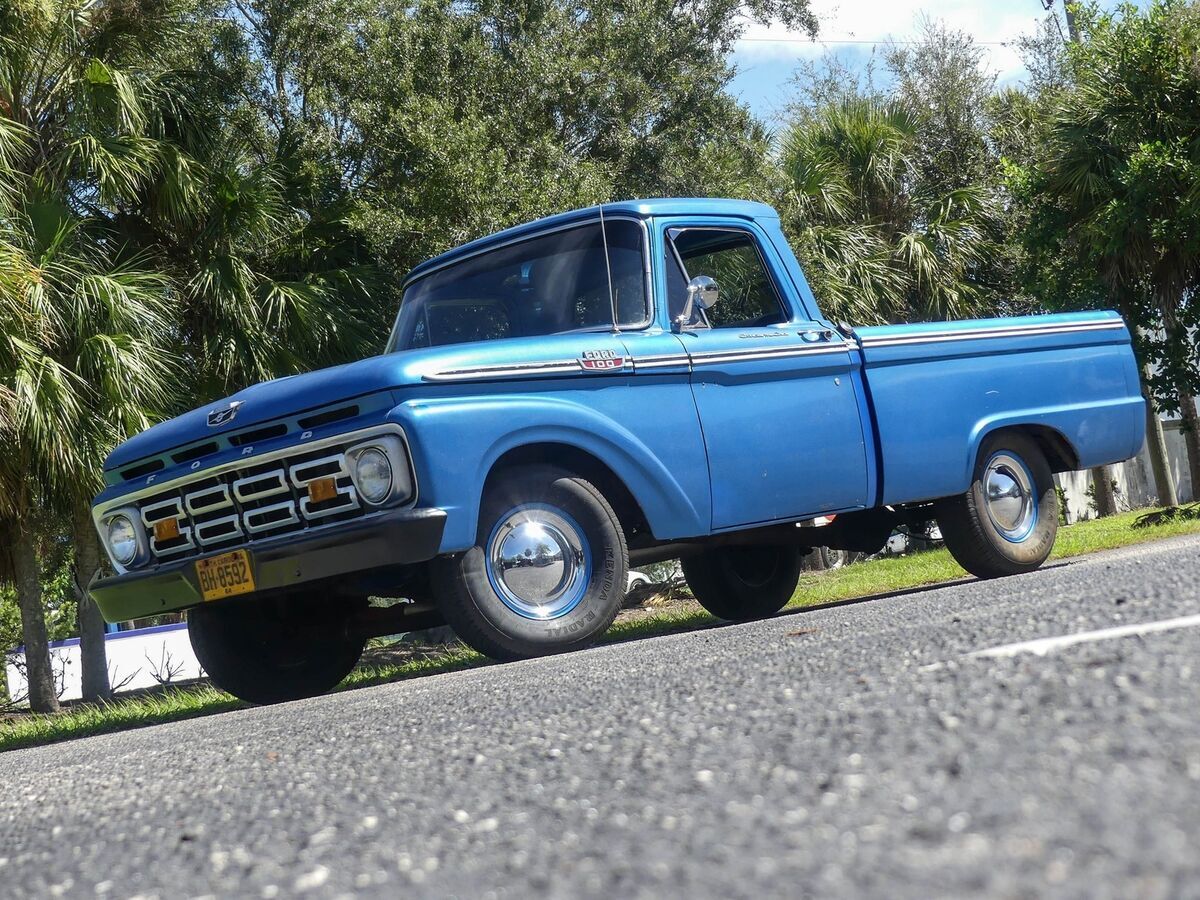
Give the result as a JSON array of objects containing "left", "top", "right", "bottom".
[
  {"left": 631, "top": 354, "right": 690, "bottom": 370},
  {"left": 423, "top": 359, "right": 584, "bottom": 382},
  {"left": 688, "top": 344, "right": 847, "bottom": 366},
  {"left": 423, "top": 320, "right": 1125, "bottom": 380},
  {"left": 859, "top": 319, "right": 1125, "bottom": 348},
  {"left": 426, "top": 342, "right": 851, "bottom": 380}
]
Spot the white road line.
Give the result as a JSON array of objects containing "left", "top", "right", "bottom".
[{"left": 968, "top": 613, "right": 1200, "bottom": 660}]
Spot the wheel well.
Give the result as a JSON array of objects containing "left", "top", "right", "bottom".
[
  {"left": 986, "top": 425, "right": 1079, "bottom": 474},
  {"left": 484, "top": 443, "right": 654, "bottom": 546}
]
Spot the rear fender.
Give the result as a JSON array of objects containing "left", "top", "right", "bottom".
[{"left": 965, "top": 399, "right": 1145, "bottom": 489}]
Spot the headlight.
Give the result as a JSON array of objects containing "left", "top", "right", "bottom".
[
  {"left": 353, "top": 447, "right": 393, "bottom": 504},
  {"left": 107, "top": 515, "right": 138, "bottom": 565}
]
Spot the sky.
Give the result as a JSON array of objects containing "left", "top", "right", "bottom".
[{"left": 729, "top": 0, "right": 1148, "bottom": 122}]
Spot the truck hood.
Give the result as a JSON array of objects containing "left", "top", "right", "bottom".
[
  {"left": 105, "top": 335, "right": 607, "bottom": 471},
  {"left": 105, "top": 354, "right": 415, "bottom": 470}
]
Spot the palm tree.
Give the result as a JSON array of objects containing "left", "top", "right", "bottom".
[
  {"left": 0, "top": 230, "right": 83, "bottom": 713},
  {"left": 43, "top": 224, "right": 173, "bottom": 703},
  {"left": 779, "top": 98, "right": 995, "bottom": 325},
  {"left": 0, "top": 202, "right": 174, "bottom": 708},
  {"left": 158, "top": 138, "right": 384, "bottom": 401},
  {"left": 0, "top": 0, "right": 390, "bottom": 709},
  {"left": 1038, "top": 1, "right": 1200, "bottom": 499},
  {"left": 0, "top": 0, "right": 186, "bottom": 707}
]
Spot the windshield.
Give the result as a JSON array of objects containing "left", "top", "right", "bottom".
[{"left": 388, "top": 219, "right": 648, "bottom": 352}]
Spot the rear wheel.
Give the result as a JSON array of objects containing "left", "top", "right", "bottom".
[
  {"left": 188, "top": 593, "right": 364, "bottom": 704},
  {"left": 430, "top": 465, "right": 627, "bottom": 660},
  {"left": 936, "top": 431, "right": 1059, "bottom": 579},
  {"left": 815, "top": 547, "right": 863, "bottom": 570},
  {"left": 682, "top": 545, "right": 803, "bottom": 621}
]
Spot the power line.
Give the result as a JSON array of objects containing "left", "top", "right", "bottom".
[{"left": 736, "top": 36, "right": 1015, "bottom": 46}]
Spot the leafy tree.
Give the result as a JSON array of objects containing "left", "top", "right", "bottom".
[
  {"left": 213, "top": 0, "right": 816, "bottom": 281},
  {"left": 885, "top": 17, "right": 997, "bottom": 196},
  {"left": 1033, "top": 0, "right": 1200, "bottom": 496}
]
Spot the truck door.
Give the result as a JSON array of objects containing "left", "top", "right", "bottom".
[{"left": 664, "top": 222, "right": 870, "bottom": 529}]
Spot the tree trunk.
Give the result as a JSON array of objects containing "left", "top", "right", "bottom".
[
  {"left": 11, "top": 526, "right": 60, "bottom": 713},
  {"left": 1143, "top": 384, "right": 1179, "bottom": 507},
  {"left": 1089, "top": 465, "right": 1117, "bottom": 517},
  {"left": 1120, "top": 319, "right": 1176, "bottom": 509},
  {"left": 1153, "top": 289, "right": 1196, "bottom": 503},
  {"left": 1177, "top": 387, "right": 1200, "bottom": 503},
  {"left": 71, "top": 500, "right": 110, "bottom": 702}
]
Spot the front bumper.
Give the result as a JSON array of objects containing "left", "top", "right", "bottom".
[{"left": 89, "top": 507, "right": 447, "bottom": 623}]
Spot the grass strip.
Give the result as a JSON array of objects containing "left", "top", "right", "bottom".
[
  {"left": 788, "top": 507, "right": 1200, "bottom": 607},
  {"left": 3, "top": 507, "right": 1198, "bottom": 753}
]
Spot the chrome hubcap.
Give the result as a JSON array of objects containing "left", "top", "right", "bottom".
[
  {"left": 486, "top": 504, "right": 589, "bottom": 619},
  {"left": 984, "top": 453, "right": 1036, "bottom": 542}
]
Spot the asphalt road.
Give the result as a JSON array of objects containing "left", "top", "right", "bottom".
[{"left": 4, "top": 535, "right": 1200, "bottom": 899}]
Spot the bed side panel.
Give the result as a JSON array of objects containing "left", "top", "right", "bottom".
[{"left": 858, "top": 312, "right": 1145, "bottom": 506}]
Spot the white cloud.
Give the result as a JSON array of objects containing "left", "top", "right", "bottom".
[{"left": 735, "top": 0, "right": 1055, "bottom": 83}]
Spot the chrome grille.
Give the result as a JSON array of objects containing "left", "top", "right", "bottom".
[
  {"left": 142, "top": 497, "right": 195, "bottom": 558},
  {"left": 135, "top": 447, "right": 364, "bottom": 562}
]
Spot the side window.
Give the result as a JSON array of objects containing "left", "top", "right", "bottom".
[{"left": 668, "top": 228, "right": 787, "bottom": 328}]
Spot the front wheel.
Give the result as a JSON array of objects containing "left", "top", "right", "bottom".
[
  {"left": 188, "top": 593, "right": 365, "bottom": 704},
  {"left": 936, "top": 431, "right": 1059, "bottom": 579},
  {"left": 682, "top": 545, "right": 803, "bottom": 621},
  {"left": 430, "top": 465, "right": 628, "bottom": 661}
]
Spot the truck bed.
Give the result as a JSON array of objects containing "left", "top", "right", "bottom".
[{"left": 854, "top": 311, "right": 1146, "bottom": 507}]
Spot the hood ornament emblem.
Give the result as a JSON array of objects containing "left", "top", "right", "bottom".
[{"left": 207, "top": 400, "right": 244, "bottom": 428}]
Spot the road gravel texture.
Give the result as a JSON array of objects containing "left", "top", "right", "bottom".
[{"left": 2, "top": 535, "right": 1200, "bottom": 898}]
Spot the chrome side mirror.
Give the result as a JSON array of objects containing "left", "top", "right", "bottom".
[{"left": 674, "top": 275, "right": 719, "bottom": 331}]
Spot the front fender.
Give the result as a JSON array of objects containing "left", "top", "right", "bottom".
[{"left": 389, "top": 394, "right": 710, "bottom": 553}]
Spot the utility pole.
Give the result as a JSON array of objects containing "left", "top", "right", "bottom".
[
  {"left": 1041, "top": 0, "right": 1079, "bottom": 42},
  {"left": 1063, "top": 3, "right": 1079, "bottom": 42}
]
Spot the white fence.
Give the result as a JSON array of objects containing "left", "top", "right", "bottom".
[
  {"left": 1056, "top": 418, "right": 1194, "bottom": 523},
  {"left": 4, "top": 622, "right": 202, "bottom": 707}
]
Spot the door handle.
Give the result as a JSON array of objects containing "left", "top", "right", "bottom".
[{"left": 799, "top": 329, "right": 835, "bottom": 343}]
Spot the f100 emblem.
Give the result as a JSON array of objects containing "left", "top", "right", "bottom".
[{"left": 579, "top": 349, "right": 625, "bottom": 371}]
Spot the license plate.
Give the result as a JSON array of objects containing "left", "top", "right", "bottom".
[{"left": 195, "top": 550, "right": 255, "bottom": 601}]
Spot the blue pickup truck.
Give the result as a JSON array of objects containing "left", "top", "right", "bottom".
[{"left": 89, "top": 199, "right": 1145, "bottom": 703}]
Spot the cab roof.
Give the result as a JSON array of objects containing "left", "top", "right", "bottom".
[{"left": 404, "top": 198, "right": 780, "bottom": 284}]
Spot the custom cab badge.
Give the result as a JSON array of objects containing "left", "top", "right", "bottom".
[
  {"left": 579, "top": 349, "right": 625, "bottom": 371},
  {"left": 207, "top": 400, "right": 244, "bottom": 427}
]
